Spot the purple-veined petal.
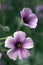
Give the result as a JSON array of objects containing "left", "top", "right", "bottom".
[
  {"left": 20, "top": 8, "right": 32, "bottom": 18},
  {"left": 28, "top": 13, "right": 38, "bottom": 24},
  {"left": 27, "top": 14, "right": 38, "bottom": 28},
  {"left": 23, "top": 21, "right": 37, "bottom": 28},
  {"left": 23, "top": 37, "right": 34, "bottom": 49},
  {"left": 28, "top": 22, "right": 37, "bottom": 28},
  {"left": 7, "top": 49, "right": 18, "bottom": 60},
  {"left": 5, "top": 36, "right": 16, "bottom": 48},
  {"left": 14, "top": 31, "right": 26, "bottom": 42},
  {"left": 18, "top": 49, "right": 30, "bottom": 60}
]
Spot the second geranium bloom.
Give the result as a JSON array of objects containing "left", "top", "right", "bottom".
[{"left": 20, "top": 8, "right": 38, "bottom": 28}]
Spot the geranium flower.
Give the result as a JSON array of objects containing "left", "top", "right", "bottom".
[
  {"left": 5, "top": 31, "right": 34, "bottom": 60},
  {"left": 20, "top": 8, "right": 38, "bottom": 28},
  {"left": 1, "top": 2, "right": 7, "bottom": 10},
  {"left": 35, "top": 5, "right": 43, "bottom": 18}
]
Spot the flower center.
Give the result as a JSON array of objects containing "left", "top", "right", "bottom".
[
  {"left": 23, "top": 17, "right": 29, "bottom": 24},
  {"left": 15, "top": 42, "right": 22, "bottom": 49}
]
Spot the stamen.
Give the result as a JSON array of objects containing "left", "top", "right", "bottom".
[{"left": 15, "top": 42, "right": 22, "bottom": 49}]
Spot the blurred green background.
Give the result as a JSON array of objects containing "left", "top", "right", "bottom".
[{"left": 0, "top": 0, "right": 43, "bottom": 65}]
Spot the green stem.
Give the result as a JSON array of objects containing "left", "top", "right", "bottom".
[
  {"left": 30, "top": 45, "right": 37, "bottom": 65},
  {"left": 0, "top": 24, "right": 4, "bottom": 28},
  {"left": 17, "top": 22, "right": 23, "bottom": 31},
  {"left": 0, "top": 37, "right": 6, "bottom": 40}
]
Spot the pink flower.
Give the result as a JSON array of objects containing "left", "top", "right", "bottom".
[
  {"left": 35, "top": 5, "right": 43, "bottom": 18},
  {"left": 20, "top": 8, "right": 38, "bottom": 28},
  {"left": 5, "top": 31, "right": 34, "bottom": 60},
  {"left": 1, "top": 2, "right": 7, "bottom": 10}
]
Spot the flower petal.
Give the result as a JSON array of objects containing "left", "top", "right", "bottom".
[
  {"left": 5, "top": 36, "right": 15, "bottom": 48},
  {"left": 7, "top": 49, "right": 18, "bottom": 60},
  {"left": 29, "top": 13, "right": 38, "bottom": 23},
  {"left": 18, "top": 49, "right": 30, "bottom": 60},
  {"left": 35, "top": 5, "right": 43, "bottom": 18},
  {"left": 14, "top": 31, "right": 26, "bottom": 42},
  {"left": 23, "top": 37, "right": 34, "bottom": 49},
  {"left": 28, "top": 14, "right": 38, "bottom": 28},
  {"left": 20, "top": 8, "right": 32, "bottom": 18}
]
